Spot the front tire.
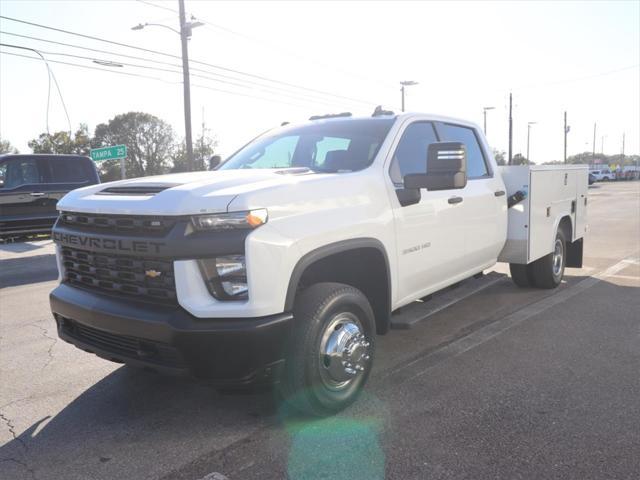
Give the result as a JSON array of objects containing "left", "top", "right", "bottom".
[
  {"left": 530, "top": 229, "right": 567, "bottom": 289},
  {"left": 280, "top": 282, "right": 375, "bottom": 416}
]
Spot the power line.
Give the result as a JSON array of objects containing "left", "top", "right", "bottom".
[
  {"left": 0, "top": 44, "right": 71, "bottom": 134},
  {"left": 0, "top": 32, "right": 361, "bottom": 108},
  {"left": 34, "top": 47, "right": 355, "bottom": 108},
  {"left": 0, "top": 15, "right": 376, "bottom": 106},
  {"left": 136, "top": 0, "right": 395, "bottom": 90},
  {"left": 0, "top": 50, "right": 329, "bottom": 111}
]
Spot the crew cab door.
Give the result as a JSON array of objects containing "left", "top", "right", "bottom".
[
  {"left": 434, "top": 122, "right": 506, "bottom": 271},
  {"left": 0, "top": 156, "right": 51, "bottom": 225},
  {"left": 388, "top": 121, "right": 467, "bottom": 305}
]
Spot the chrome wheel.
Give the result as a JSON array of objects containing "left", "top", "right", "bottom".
[
  {"left": 318, "top": 312, "right": 371, "bottom": 390},
  {"left": 552, "top": 238, "right": 564, "bottom": 277}
]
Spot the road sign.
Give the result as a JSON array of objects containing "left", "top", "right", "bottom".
[{"left": 90, "top": 145, "right": 127, "bottom": 162}]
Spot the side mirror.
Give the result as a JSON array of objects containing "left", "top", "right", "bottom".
[
  {"left": 209, "top": 155, "right": 221, "bottom": 170},
  {"left": 403, "top": 142, "right": 467, "bottom": 191}
]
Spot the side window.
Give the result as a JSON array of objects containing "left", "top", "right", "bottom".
[
  {"left": 437, "top": 123, "right": 490, "bottom": 178},
  {"left": 0, "top": 158, "right": 44, "bottom": 190},
  {"left": 245, "top": 136, "right": 298, "bottom": 168},
  {"left": 314, "top": 137, "right": 351, "bottom": 166},
  {"left": 49, "top": 158, "right": 92, "bottom": 183},
  {"left": 389, "top": 122, "right": 438, "bottom": 184}
]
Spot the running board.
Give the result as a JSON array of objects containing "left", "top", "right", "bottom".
[{"left": 390, "top": 272, "right": 505, "bottom": 330}]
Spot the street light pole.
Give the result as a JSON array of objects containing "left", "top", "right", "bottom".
[
  {"left": 400, "top": 80, "right": 418, "bottom": 112},
  {"left": 563, "top": 111, "right": 569, "bottom": 164},
  {"left": 483, "top": 106, "right": 495, "bottom": 135},
  {"left": 178, "top": 0, "right": 194, "bottom": 171},
  {"left": 592, "top": 122, "right": 597, "bottom": 162},
  {"left": 508, "top": 92, "right": 513, "bottom": 165},
  {"left": 527, "top": 121, "right": 536, "bottom": 162}
]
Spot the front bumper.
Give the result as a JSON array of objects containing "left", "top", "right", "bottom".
[{"left": 50, "top": 283, "right": 292, "bottom": 385}]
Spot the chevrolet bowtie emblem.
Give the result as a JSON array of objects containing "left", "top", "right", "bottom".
[{"left": 145, "top": 269, "right": 162, "bottom": 279}]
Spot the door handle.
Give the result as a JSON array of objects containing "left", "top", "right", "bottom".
[
  {"left": 448, "top": 196, "right": 463, "bottom": 205},
  {"left": 494, "top": 190, "right": 505, "bottom": 197},
  {"left": 30, "top": 192, "right": 45, "bottom": 197}
]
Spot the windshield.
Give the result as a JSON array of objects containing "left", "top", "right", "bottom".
[{"left": 219, "top": 118, "right": 395, "bottom": 172}]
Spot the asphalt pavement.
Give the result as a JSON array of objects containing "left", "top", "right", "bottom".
[{"left": 1, "top": 181, "right": 638, "bottom": 480}]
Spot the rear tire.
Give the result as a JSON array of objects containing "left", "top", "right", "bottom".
[
  {"left": 509, "top": 263, "right": 534, "bottom": 288},
  {"left": 279, "top": 282, "right": 375, "bottom": 416},
  {"left": 530, "top": 229, "right": 566, "bottom": 289}
]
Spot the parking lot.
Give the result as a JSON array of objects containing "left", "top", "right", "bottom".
[{"left": 0, "top": 181, "right": 638, "bottom": 480}]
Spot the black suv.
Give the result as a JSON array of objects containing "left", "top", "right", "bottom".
[{"left": 0, "top": 154, "right": 100, "bottom": 239}]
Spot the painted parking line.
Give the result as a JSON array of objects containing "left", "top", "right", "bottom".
[{"left": 388, "top": 254, "right": 639, "bottom": 386}]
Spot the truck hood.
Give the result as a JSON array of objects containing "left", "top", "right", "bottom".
[{"left": 57, "top": 169, "right": 319, "bottom": 215}]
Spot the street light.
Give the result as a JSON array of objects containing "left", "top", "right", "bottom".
[
  {"left": 483, "top": 106, "right": 495, "bottom": 135},
  {"left": 526, "top": 121, "right": 536, "bottom": 162},
  {"left": 400, "top": 80, "right": 418, "bottom": 112},
  {"left": 132, "top": 1, "right": 204, "bottom": 171}
]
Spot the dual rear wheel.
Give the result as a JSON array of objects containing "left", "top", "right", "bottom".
[{"left": 510, "top": 229, "right": 566, "bottom": 289}]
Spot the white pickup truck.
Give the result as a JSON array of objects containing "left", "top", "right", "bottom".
[{"left": 50, "top": 111, "right": 588, "bottom": 415}]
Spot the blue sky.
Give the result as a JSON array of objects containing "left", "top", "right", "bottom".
[{"left": 1, "top": 0, "right": 638, "bottom": 162}]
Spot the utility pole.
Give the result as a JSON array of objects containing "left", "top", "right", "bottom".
[
  {"left": 132, "top": 5, "right": 203, "bottom": 171},
  {"left": 527, "top": 122, "right": 536, "bottom": 163},
  {"left": 483, "top": 106, "right": 495, "bottom": 135},
  {"left": 592, "top": 122, "right": 597, "bottom": 163},
  {"left": 508, "top": 92, "right": 513, "bottom": 165},
  {"left": 400, "top": 80, "right": 418, "bottom": 112},
  {"left": 179, "top": 0, "right": 194, "bottom": 171},
  {"left": 622, "top": 132, "right": 625, "bottom": 157},
  {"left": 563, "top": 111, "right": 569, "bottom": 164}
]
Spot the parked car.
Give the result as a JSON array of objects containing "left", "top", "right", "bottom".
[
  {"left": 589, "top": 169, "right": 616, "bottom": 181},
  {"left": 49, "top": 112, "right": 587, "bottom": 415},
  {"left": 621, "top": 166, "right": 640, "bottom": 181},
  {"left": 0, "top": 154, "right": 100, "bottom": 239},
  {"left": 588, "top": 172, "right": 596, "bottom": 185}
]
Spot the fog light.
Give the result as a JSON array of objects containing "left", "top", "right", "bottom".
[
  {"left": 221, "top": 280, "right": 249, "bottom": 297},
  {"left": 197, "top": 256, "right": 248, "bottom": 300}
]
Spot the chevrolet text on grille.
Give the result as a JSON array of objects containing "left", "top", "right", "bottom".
[{"left": 53, "top": 232, "right": 166, "bottom": 254}]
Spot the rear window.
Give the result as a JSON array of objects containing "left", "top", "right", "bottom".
[{"left": 48, "top": 157, "right": 93, "bottom": 183}]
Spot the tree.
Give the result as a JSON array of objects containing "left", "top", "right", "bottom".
[
  {"left": 492, "top": 149, "right": 506, "bottom": 166},
  {"left": 93, "top": 112, "right": 175, "bottom": 181},
  {"left": 512, "top": 153, "right": 530, "bottom": 165},
  {"left": 171, "top": 131, "right": 218, "bottom": 172},
  {"left": 0, "top": 138, "right": 19, "bottom": 154},
  {"left": 28, "top": 124, "right": 91, "bottom": 155}
]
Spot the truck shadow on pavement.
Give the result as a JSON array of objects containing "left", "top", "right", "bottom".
[
  {"left": 0, "top": 364, "right": 387, "bottom": 480},
  {"left": 0, "top": 366, "right": 282, "bottom": 480},
  {"left": 2, "top": 272, "right": 637, "bottom": 480}
]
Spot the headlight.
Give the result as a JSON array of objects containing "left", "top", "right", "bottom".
[
  {"left": 197, "top": 255, "right": 248, "bottom": 300},
  {"left": 191, "top": 209, "right": 268, "bottom": 231}
]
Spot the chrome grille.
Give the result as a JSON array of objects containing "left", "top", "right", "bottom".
[{"left": 61, "top": 246, "right": 176, "bottom": 304}]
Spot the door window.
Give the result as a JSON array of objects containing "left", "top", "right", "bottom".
[
  {"left": 389, "top": 122, "right": 438, "bottom": 184},
  {"left": 437, "top": 123, "right": 490, "bottom": 179},
  {"left": 48, "top": 158, "right": 92, "bottom": 183},
  {"left": 0, "top": 158, "right": 43, "bottom": 189}
]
